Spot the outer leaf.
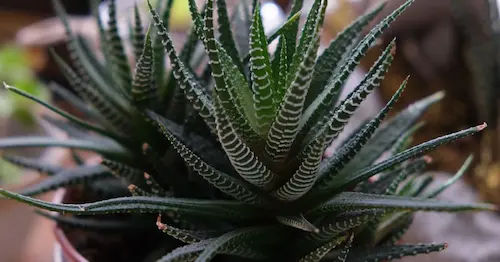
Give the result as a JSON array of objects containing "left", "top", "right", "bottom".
[
  {"left": 276, "top": 214, "right": 319, "bottom": 233},
  {"left": 289, "top": 0, "right": 326, "bottom": 83},
  {"left": 51, "top": 50, "right": 131, "bottom": 132},
  {"left": 36, "top": 211, "right": 148, "bottom": 231},
  {"left": 249, "top": 1, "right": 276, "bottom": 131},
  {"left": 299, "top": 235, "right": 348, "bottom": 262},
  {"left": 309, "top": 192, "right": 494, "bottom": 217},
  {"left": 156, "top": 215, "right": 202, "bottom": 244},
  {"left": 302, "top": 40, "right": 396, "bottom": 148},
  {"left": 315, "top": 124, "right": 486, "bottom": 196},
  {"left": 316, "top": 77, "right": 407, "bottom": 188},
  {"left": 101, "top": 159, "right": 146, "bottom": 187},
  {"left": 4, "top": 83, "right": 119, "bottom": 140},
  {"left": 346, "top": 243, "right": 447, "bottom": 262},
  {"left": 322, "top": 91, "right": 444, "bottom": 188},
  {"left": 302, "top": 0, "right": 413, "bottom": 132},
  {"left": 19, "top": 165, "right": 111, "bottom": 196},
  {"left": 306, "top": 3, "right": 385, "bottom": 107},
  {"left": 312, "top": 209, "right": 383, "bottom": 243},
  {"left": 158, "top": 239, "right": 268, "bottom": 262},
  {"left": 52, "top": 0, "right": 128, "bottom": 108},
  {"left": 365, "top": 158, "right": 428, "bottom": 195},
  {"left": 47, "top": 82, "right": 102, "bottom": 121},
  {"left": 0, "top": 137, "right": 131, "bottom": 161},
  {"left": 1, "top": 155, "right": 63, "bottom": 175},
  {"left": 0, "top": 189, "right": 264, "bottom": 221},
  {"left": 425, "top": 155, "right": 473, "bottom": 198},
  {"left": 194, "top": 226, "right": 274, "bottom": 262},
  {"left": 328, "top": 234, "right": 353, "bottom": 262}
]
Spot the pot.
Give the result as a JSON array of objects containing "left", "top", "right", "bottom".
[{"left": 52, "top": 189, "right": 88, "bottom": 262}]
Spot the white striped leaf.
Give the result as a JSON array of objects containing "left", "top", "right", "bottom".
[
  {"left": 249, "top": 1, "right": 276, "bottom": 132},
  {"left": 149, "top": 111, "right": 265, "bottom": 205},
  {"left": 106, "top": 0, "right": 133, "bottom": 94},
  {"left": 149, "top": 3, "right": 216, "bottom": 133},
  {"left": 131, "top": 28, "right": 156, "bottom": 106},
  {"left": 213, "top": 97, "right": 277, "bottom": 190},
  {"left": 301, "top": 0, "right": 413, "bottom": 133}
]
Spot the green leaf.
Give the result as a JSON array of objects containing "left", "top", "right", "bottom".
[
  {"left": 299, "top": 235, "right": 348, "bottom": 262},
  {"left": 149, "top": 2, "right": 216, "bottom": 132},
  {"left": 301, "top": 40, "right": 396, "bottom": 147},
  {"left": 309, "top": 192, "right": 495, "bottom": 217},
  {"left": 46, "top": 82, "right": 103, "bottom": 122},
  {"left": 4, "top": 82, "right": 120, "bottom": 140},
  {"left": 306, "top": 3, "right": 385, "bottom": 107},
  {"left": 273, "top": 35, "right": 289, "bottom": 103},
  {"left": 194, "top": 226, "right": 275, "bottom": 262},
  {"left": 249, "top": 1, "right": 276, "bottom": 131},
  {"left": 19, "top": 165, "right": 111, "bottom": 196},
  {"left": 132, "top": 4, "right": 145, "bottom": 61},
  {"left": 425, "top": 155, "right": 474, "bottom": 198},
  {"left": 346, "top": 243, "right": 447, "bottom": 262},
  {"left": 216, "top": 44, "right": 261, "bottom": 141},
  {"left": 156, "top": 215, "right": 203, "bottom": 244},
  {"left": 216, "top": 0, "right": 244, "bottom": 72},
  {"left": 273, "top": 134, "right": 324, "bottom": 202},
  {"left": 0, "top": 137, "right": 131, "bottom": 161},
  {"left": 149, "top": 111, "right": 268, "bottom": 205},
  {"left": 106, "top": 0, "right": 133, "bottom": 93},
  {"left": 316, "top": 124, "right": 486, "bottom": 196},
  {"left": 52, "top": 0, "right": 129, "bottom": 109},
  {"left": 212, "top": 99, "right": 278, "bottom": 191},
  {"left": 1, "top": 155, "right": 63, "bottom": 175},
  {"left": 316, "top": 77, "right": 407, "bottom": 188},
  {"left": 0, "top": 189, "right": 264, "bottom": 221},
  {"left": 328, "top": 234, "right": 353, "bottom": 262},
  {"left": 101, "top": 159, "right": 146, "bottom": 188},
  {"left": 331, "top": 92, "right": 444, "bottom": 182},
  {"left": 132, "top": 28, "right": 156, "bottom": 106},
  {"left": 199, "top": 0, "right": 261, "bottom": 142},
  {"left": 365, "top": 157, "right": 428, "bottom": 195},
  {"left": 158, "top": 238, "right": 268, "bottom": 262},
  {"left": 312, "top": 209, "right": 383, "bottom": 243},
  {"left": 36, "top": 210, "right": 148, "bottom": 232},
  {"left": 264, "top": 32, "right": 322, "bottom": 164},
  {"left": 276, "top": 214, "right": 319, "bottom": 233},
  {"left": 51, "top": 50, "right": 131, "bottom": 132},
  {"left": 389, "top": 122, "right": 425, "bottom": 155},
  {"left": 302, "top": 0, "right": 413, "bottom": 132},
  {"left": 289, "top": 0, "right": 326, "bottom": 84}
]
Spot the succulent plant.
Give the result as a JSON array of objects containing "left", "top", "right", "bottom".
[{"left": 0, "top": 0, "right": 494, "bottom": 261}]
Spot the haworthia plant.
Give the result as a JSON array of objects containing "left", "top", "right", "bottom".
[{"left": 0, "top": 0, "right": 493, "bottom": 261}]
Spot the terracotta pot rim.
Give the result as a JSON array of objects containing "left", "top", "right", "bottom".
[{"left": 52, "top": 189, "right": 88, "bottom": 262}]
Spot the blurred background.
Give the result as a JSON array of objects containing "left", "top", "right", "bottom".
[{"left": 0, "top": 0, "right": 498, "bottom": 261}]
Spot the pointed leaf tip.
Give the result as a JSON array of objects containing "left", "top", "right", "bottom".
[
  {"left": 156, "top": 215, "right": 167, "bottom": 231},
  {"left": 477, "top": 122, "right": 488, "bottom": 131}
]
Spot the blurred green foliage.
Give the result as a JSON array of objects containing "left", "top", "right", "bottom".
[
  {"left": 0, "top": 45, "right": 47, "bottom": 184},
  {"left": 0, "top": 45, "right": 48, "bottom": 125}
]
